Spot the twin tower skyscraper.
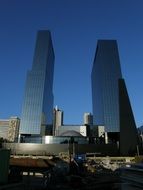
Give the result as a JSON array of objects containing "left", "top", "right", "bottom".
[
  {"left": 20, "top": 31, "right": 54, "bottom": 136},
  {"left": 19, "top": 30, "right": 138, "bottom": 154}
]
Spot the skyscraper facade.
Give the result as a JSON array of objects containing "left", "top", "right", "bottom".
[
  {"left": 91, "top": 40, "right": 122, "bottom": 132},
  {"left": 20, "top": 30, "right": 55, "bottom": 136},
  {"left": 92, "top": 39, "right": 139, "bottom": 155},
  {"left": 119, "top": 79, "right": 140, "bottom": 155}
]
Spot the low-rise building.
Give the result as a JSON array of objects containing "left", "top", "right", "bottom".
[
  {"left": 0, "top": 117, "right": 20, "bottom": 142},
  {"left": 55, "top": 125, "right": 89, "bottom": 137}
]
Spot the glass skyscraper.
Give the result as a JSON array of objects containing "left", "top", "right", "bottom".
[
  {"left": 91, "top": 40, "right": 122, "bottom": 132},
  {"left": 92, "top": 40, "right": 139, "bottom": 155},
  {"left": 20, "top": 30, "right": 55, "bottom": 136}
]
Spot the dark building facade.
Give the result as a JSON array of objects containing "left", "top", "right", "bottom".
[
  {"left": 91, "top": 40, "right": 139, "bottom": 155},
  {"left": 91, "top": 40, "right": 122, "bottom": 132},
  {"left": 20, "top": 30, "right": 55, "bottom": 137},
  {"left": 119, "top": 79, "right": 140, "bottom": 155}
]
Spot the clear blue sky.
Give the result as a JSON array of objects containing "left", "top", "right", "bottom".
[{"left": 0, "top": 0, "right": 143, "bottom": 127}]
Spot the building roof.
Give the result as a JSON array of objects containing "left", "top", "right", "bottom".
[{"left": 60, "top": 130, "right": 83, "bottom": 137}]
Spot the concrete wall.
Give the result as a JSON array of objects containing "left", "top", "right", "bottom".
[
  {"left": 3, "top": 143, "right": 68, "bottom": 155},
  {"left": 3, "top": 143, "right": 119, "bottom": 156}
]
